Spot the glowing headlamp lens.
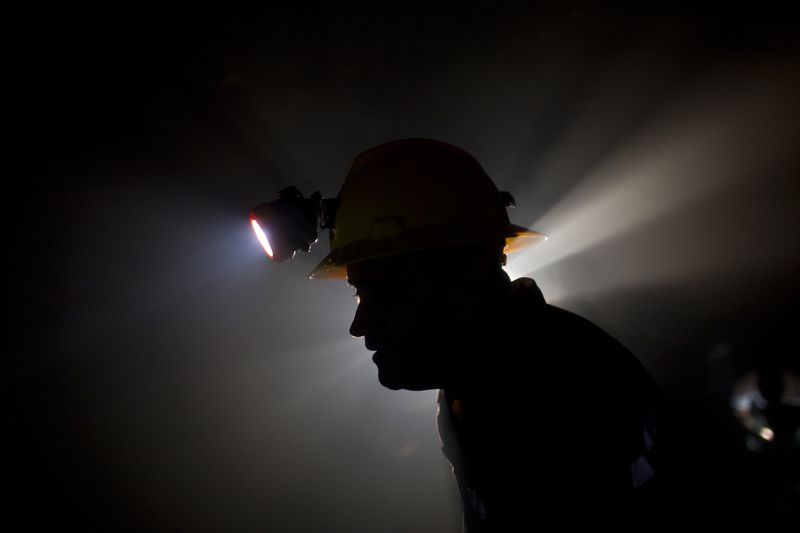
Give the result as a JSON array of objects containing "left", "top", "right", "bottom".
[{"left": 251, "top": 219, "right": 274, "bottom": 258}]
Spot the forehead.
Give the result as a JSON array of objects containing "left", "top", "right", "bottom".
[
  {"left": 346, "top": 252, "right": 431, "bottom": 288},
  {"left": 346, "top": 245, "right": 468, "bottom": 289},
  {"left": 346, "top": 256, "right": 402, "bottom": 287}
]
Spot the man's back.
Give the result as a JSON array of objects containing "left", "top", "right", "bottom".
[{"left": 437, "top": 277, "right": 671, "bottom": 530}]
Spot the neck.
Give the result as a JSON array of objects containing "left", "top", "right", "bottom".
[{"left": 436, "top": 265, "right": 514, "bottom": 398}]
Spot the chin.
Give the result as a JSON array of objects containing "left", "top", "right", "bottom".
[
  {"left": 376, "top": 364, "right": 439, "bottom": 391},
  {"left": 379, "top": 378, "right": 437, "bottom": 391},
  {"left": 373, "top": 350, "right": 443, "bottom": 391}
]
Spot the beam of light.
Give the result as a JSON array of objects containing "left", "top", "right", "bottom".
[
  {"left": 251, "top": 218, "right": 274, "bottom": 258},
  {"left": 759, "top": 427, "right": 774, "bottom": 442},
  {"left": 504, "top": 69, "right": 800, "bottom": 303},
  {"left": 38, "top": 199, "right": 268, "bottom": 368}
]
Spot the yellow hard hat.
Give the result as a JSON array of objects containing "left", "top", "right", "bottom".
[{"left": 309, "top": 139, "right": 546, "bottom": 280}]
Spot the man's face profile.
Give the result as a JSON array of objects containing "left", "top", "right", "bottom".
[{"left": 346, "top": 252, "right": 469, "bottom": 391}]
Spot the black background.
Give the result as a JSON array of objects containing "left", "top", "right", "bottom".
[{"left": 7, "top": 3, "right": 800, "bottom": 531}]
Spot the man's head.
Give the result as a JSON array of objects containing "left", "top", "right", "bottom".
[
  {"left": 305, "top": 138, "right": 545, "bottom": 390},
  {"left": 347, "top": 240, "right": 511, "bottom": 391}
]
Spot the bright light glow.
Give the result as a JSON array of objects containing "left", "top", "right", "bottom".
[
  {"left": 251, "top": 219, "right": 274, "bottom": 258},
  {"left": 759, "top": 427, "right": 774, "bottom": 441},
  {"left": 504, "top": 73, "right": 799, "bottom": 303}
]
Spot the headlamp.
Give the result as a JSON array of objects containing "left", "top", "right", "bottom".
[{"left": 249, "top": 186, "right": 337, "bottom": 262}]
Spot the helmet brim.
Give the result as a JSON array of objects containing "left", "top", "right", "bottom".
[{"left": 308, "top": 224, "right": 547, "bottom": 280}]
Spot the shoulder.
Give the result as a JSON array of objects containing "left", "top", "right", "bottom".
[
  {"left": 542, "top": 304, "right": 633, "bottom": 359},
  {"left": 508, "top": 277, "right": 632, "bottom": 358},
  {"left": 507, "top": 277, "right": 666, "bottom": 411}
]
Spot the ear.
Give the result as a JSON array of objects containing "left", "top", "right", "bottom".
[
  {"left": 450, "top": 262, "right": 492, "bottom": 315},
  {"left": 465, "top": 258, "right": 492, "bottom": 286}
]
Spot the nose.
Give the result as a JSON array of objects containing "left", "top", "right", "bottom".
[{"left": 349, "top": 300, "right": 369, "bottom": 338}]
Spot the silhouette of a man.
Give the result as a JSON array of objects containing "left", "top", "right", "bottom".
[{"left": 311, "top": 139, "right": 670, "bottom": 530}]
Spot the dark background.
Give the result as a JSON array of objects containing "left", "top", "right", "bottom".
[{"left": 7, "top": 3, "right": 799, "bottom": 531}]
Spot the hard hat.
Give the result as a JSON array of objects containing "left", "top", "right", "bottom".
[{"left": 309, "top": 138, "right": 546, "bottom": 280}]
